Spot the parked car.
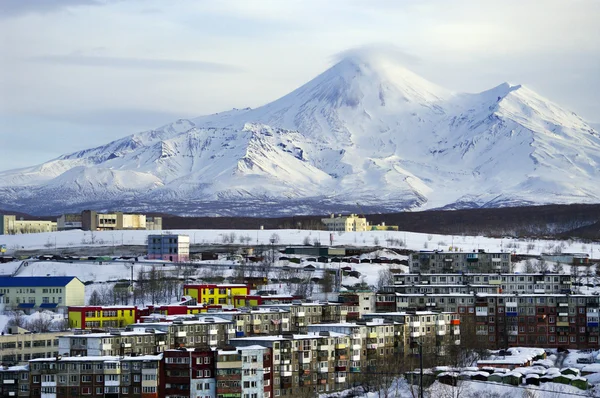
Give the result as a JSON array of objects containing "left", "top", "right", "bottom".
[{"left": 577, "top": 357, "right": 594, "bottom": 364}]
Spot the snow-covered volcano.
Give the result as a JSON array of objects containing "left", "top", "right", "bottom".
[{"left": 1, "top": 51, "right": 599, "bottom": 216}]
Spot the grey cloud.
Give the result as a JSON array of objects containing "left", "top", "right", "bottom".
[
  {"left": 0, "top": 0, "right": 105, "bottom": 18},
  {"left": 28, "top": 54, "right": 242, "bottom": 73}
]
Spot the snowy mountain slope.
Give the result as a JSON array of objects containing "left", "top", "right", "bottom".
[{"left": 0, "top": 51, "right": 598, "bottom": 216}]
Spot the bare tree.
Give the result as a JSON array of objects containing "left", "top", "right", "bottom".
[
  {"left": 4, "top": 310, "right": 27, "bottom": 332},
  {"left": 552, "top": 261, "right": 563, "bottom": 274},
  {"left": 536, "top": 258, "right": 549, "bottom": 273},
  {"left": 376, "top": 267, "right": 395, "bottom": 291},
  {"left": 27, "top": 315, "right": 53, "bottom": 332},
  {"left": 524, "top": 259, "right": 536, "bottom": 273},
  {"left": 88, "top": 289, "right": 102, "bottom": 305}
]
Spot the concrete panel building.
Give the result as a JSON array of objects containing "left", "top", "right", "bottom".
[
  {"left": 56, "top": 214, "right": 82, "bottom": 231},
  {"left": 68, "top": 305, "right": 137, "bottom": 329},
  {"left": 147, "top": 235, "right": 190, "bottom": 262},
  {"left": 80, "top": 210, "right": 162, "bottom": 231},
  {"left": 0, "top": 326, "right": 66, "bottom": 365}
]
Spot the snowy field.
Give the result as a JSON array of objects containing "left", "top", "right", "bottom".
[{"left": 1, "top": 228, "right": 598, "bottom": 257}]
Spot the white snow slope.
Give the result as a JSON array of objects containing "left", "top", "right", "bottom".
[{"left": 1, "top": 50, "right": 599, "bottom": 215}]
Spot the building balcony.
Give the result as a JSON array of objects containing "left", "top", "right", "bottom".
[
  {"left": 557, "top": 322, "right": 569, "bottom": 327},
  {"left": 368, "top": 332, "right": 377, "bottom": 339},
  {"left": 318, "top": 367, "right": 329, "bottom": 373},
  {"left": 336, "top": 376, "right": 346, "bottom": 383},
  {"left": 367, "top": 343, "right": 378, "bottom": 350},
  {"left": 436, "top": 331, "right": 446, "bottom": 336},
  {"left": 280, "top": 371, "right": 292, "bottom": 377},
  {"left": 410, "top": 332, "right": 420, "bottom": 338},
  {"left": 335, "top": 343, "right": 347, "bottom": 350},
  {"left": 350, "top": 367, "right": 360, "bottom": 373},
  {"left": 252, "top": 319, "right": 262, "bottom": 325},
  {"left": 297, "top": 312, "right": 305, "bottom": 317},
  {"left": 176, "top": 331, "right": 186, "bottom": 337},
  {"left": 351, "top": 344, "right": 361, "bottom": 350},
  {"left": 351, "top": 355, "right": 361, "bottom": 361},
  {"left": 209, "top": 329, "right": 218, "bottom": 335}
]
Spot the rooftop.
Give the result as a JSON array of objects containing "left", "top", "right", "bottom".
[{"left": 0, "top": 276, "right": 80, "bottom": 287}]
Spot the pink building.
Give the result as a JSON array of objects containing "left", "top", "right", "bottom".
[{"left": 147, "top": 234, "right": 190, "bottom": 262}]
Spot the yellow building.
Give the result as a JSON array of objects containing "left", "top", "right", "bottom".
[
  {"left": 183, "top": 284, "right": 249, "bottom": 306},
  {"left": 68, "top": 305, "right": 137, "bottom": 329},
  {"left": 321, "top": 213, "right": 368, "bottom": 232},
  {"left": 0, "top": 276, "right": 84, "bottom": 313},
  {"left": 0, "top": 215, "right": 57, "bottom": 235}
]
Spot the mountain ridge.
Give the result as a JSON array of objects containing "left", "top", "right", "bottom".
[{"left": 0, "top": 51, "right": 598, "bottom": 216}]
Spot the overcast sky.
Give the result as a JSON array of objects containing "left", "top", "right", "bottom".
[{"left": 1, "top": 0, "right": 599, "bottom": 171}]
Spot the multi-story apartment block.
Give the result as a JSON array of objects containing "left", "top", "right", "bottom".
[
  {"left": 336, "top": 291, "right": 376, "bottom": 319},
  {"left": 68, "top": 305, "right": 137, "bottom": 329},
  {"left": 392, "top": 273, "right": 574, "bottom": 294},
  {"left": 0, "top": 327, "right": 65, "bottom": 364},
  {"left": 230, "top": 332, "right": 353, "bottom": 396},
  {"left": 183, "top": 284, "right": 249, "bottom": 306},
  {"left": 0, "top": 276, "right": 84, "bottom": 313},
  {"left": 410, "top": 250, "right": 511, "bottom": 273},
  {"left": 58, "top": 329, "right": 167, "bottom": 357},
  {"left": 214, "top": 346, "right": 270, "bottom": 398},
  {"left": 210, "top": 308, "right": 292, "bottom": 337},
  {"left": 321, "top": 213, "right": 368, "bottom": 232},
  {"left": 131, "top": 316, "right": 235, "bottom": 350},
  {"left": 0, "top": 364, "right": 29, "bottom": 397},
  {"left": 147, "top": 234, "right": 190, "bottom": 262},
  {"left": 28, "top": 354, "right": 163, "bottom": 398},
  {"left": 261, "top": 302, "right": 352, "bottom": 333},
  {"left": 163, "top": 348, "right": 217, "bottom": 398}
]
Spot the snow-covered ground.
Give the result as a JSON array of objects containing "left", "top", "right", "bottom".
[{"left": 2, "top": 228, "right": 598, "bottom": 258}]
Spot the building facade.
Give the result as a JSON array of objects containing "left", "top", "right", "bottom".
[
  {"left": 183, "top": 284, "right": 248, "bottom": 306},
  {"left": 147, "top": 235, "right": 190, "bottom": 262},
  {"left": 28, "top": 354, "right": 163, "bottom": 398},
  {"left": 58, "top": 329, "right": 167, "bottom": 357},
  {"left": 410, "top": 250, "right": 511, "bottom": 273},
  {"left": 0, "top": 276, "right": 85, "bottom": 313},
  {"left": 0, "top": 327, "right": 66, "bottom": 365},
  {"left": 321, "top": 214, "right": 368, "bottom": 232},
  {"left": 80, "top": 211, "right": 161, "bottom": 232},
  {"left": 0, "top": 215, "right": 56, "bottom": 235},
  {"left": 68, "top": 306, "right": 137, "bottom": 329}
]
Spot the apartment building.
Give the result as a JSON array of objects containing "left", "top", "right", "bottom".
[
  {"left": 28, "top": 354, "right": 163, "bottom": 398},
  {"left": 260, "top": 302, "right": 353, "bottom": 333},
  {"left": 183, "top": 284, "right": 249, "bottom": 306},
  {"left": 375, "top": 288, "right": 600, "bottom": 350},
  {"left": 393, "top": 273, "right": 573, "bottom": 294},
  {"left": 410, "top": 250, "right": 511, "bottom": 273},
  {"left": 336, "top": 291, "right": 376, "bottom": 319},
  {"left": 321, "top": 214, "right": 368, "bottom": 232},
  {"left": 0, "top": 364, "right": 29, "bottom": 397},
  {"left": 58, "top": 329, "right": 167, "bottom": 357},
  {"left": 230, "top": 332, "right": 353, "bottom": 396},
  {"left": 68, "top": 305, "right": 137, "bottom": 329},
  {"left": 147, "top": 234, "right": 190, "bottom": 262},
  {"left": 163, "top": 347, "right": 216, "bottom": 398},
  {"left": 131, "top": 316, "right": 235, "bottom": 350},
  {"left": 215, "top": 346, "right": 270, "bottom": 398},
  {"left": 0, "top": 276, "right": 84, "bottom": 313},
  {"left": 0, "top": 327, "right": 65, "bottom": 364},
  {"left": 0, "top": 215, "right": 57, "bottom": 235}
]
